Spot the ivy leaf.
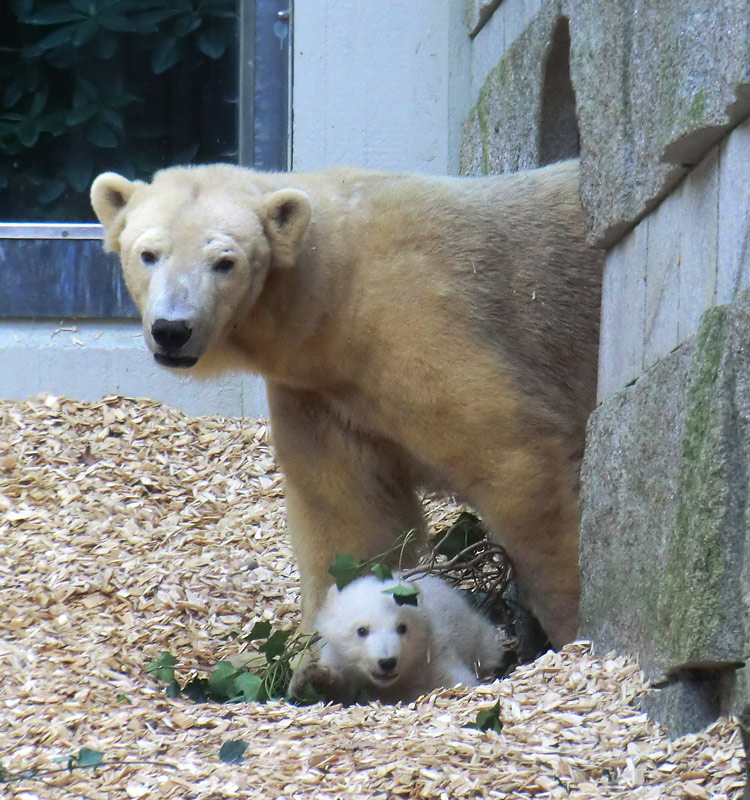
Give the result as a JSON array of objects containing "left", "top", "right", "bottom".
[
  {"left": 219, "top": 739, "right": 248, "bottom": 764},
  {"left": 115, "top": 693, "right": 132, "bottom": 704},
  {"left": 328, "top": 553, "right": 364, "bottom": 589},
  {"left": 182, "top": 677, "right": 210, "bottom": 702},
  {"left": 466, "top": 700, "right": 503, "bottom": 733},
  {"left": 382, "top": 583, "right": 420, "bottom": 606},
  {"left": 146, "top": 651, "right": 178, "bottom": 683},
  {"left": 259, "top": 629, "right": 292, "bottom": 662},
  {"left": 434, "top": 512, "right": 486, "bottom": 560},
  {"left": 165, "top": 681, "right": 181, "bottom": 698},
  {"left": 75, "top": 748, "right": 104, "bottom": 768},
  {"left": 233, "top": 671, "right": 262, "bottom": 702},
  {"left": 370, "top": 563, "right": 393, "bottom": 581},
  {"left": 243, "top": 619, "right": 272, "bottom": 641},
  {"left": 207, "top": 660, "right": 238, "bottom": 700}
]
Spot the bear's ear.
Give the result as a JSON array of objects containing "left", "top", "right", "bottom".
[
  {"left": 90, "top": 172, "right": 140, "bottom": 231},
  {"left": 91, "top": 172, "right": 145, "bottom": 253},
  {"left": 260, "top": 188, "right": 311, "bottom": 268}
]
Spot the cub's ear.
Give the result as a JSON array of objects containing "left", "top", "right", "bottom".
[
  {"left": 261, "top": 188, "right": 311, "bottom": 268},
  {"left": 325, "top": 583, "right": 341, "bottom": 602}
]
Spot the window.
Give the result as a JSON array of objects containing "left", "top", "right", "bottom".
[{"left": 0, "top": 0, "right": 290, "bottom": 318}]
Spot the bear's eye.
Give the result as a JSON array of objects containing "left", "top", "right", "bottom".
[
  {"left": 356, "top": 626, "right": 369, "bottom": 638},
  {"left": 396, "top": 623, "right": 407, "bottom": 635},
  {"left": 213, "top": 257, "right": 234, "bottom": 273},
  {"left": 141, "top": 250, "right": 158, "bottom": 266}
]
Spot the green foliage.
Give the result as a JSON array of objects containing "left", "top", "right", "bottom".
[
  {"left": 381, "top": 582, "right": 420, "bottom": 606},
  {"left": 370, "top": 562, "right": 393, "bottom": 582},
  {"left": 328, "top": 552, "right": 364, "bottom": 589},
  {"left": 69, "top": 748, "right": 104, "bottom": 770},
  {"left": 0, "top": 0, "right": 237, "bottom": 221},
  {"left": 0, "top": 747, "right": 179, "bottom": 788},
  {"left": 145, "top": 625, "right": 319, "bottom": 706},
  {"left": 328, "top": 531, "right": 419, "bottom": 590},
  {"left": 146, "top": 650, "right": 178, "bottom": 683},
  {"left": 466, "top": 700, "right": 503, "bottom": 734},
  {"left": 244, "top": 619, "right": 272, "bottom": 641},
  {"left": 218, "top": 739, "right": 248, "bottom": 764},
  {"left": 433, "top": 512, "right": 486, "bottom": 560}
]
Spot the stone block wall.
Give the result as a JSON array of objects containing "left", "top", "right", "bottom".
[
  {"left": 463, "top": 0, "right": 750, "bottom": 244},
  {"left": 598, "top": 119, "right": 750, "bottom": 399},
  {"left": 461, "top": 0, "right": 750, "bottom": 736}
]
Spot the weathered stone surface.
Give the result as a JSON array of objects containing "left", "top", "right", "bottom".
[
  {"left": 462, "top": 0, "right": 750, "bottom": 246},
  {"left": 639, "top": 669, "right": 739, "bottom": 738},
  {"left": 581, "top": 290, "right": 750, "bottom": 730},
  {"left": 467, "top": 0, "right": 502, "bottom": 37},
  {"left": 571, "top": 0, "right": 750, "bottom": 246},
  {"left": 579, "top": 340, "right": 693, "bottom": 677},
  {"left": 460, "top": 1, "right": 566, "bottom": 176},
  {"left": 459, "top": 107, "right": 486, "bottom": 176},
  {"left": 596, "top": 117, "right": 750, "bottom": 401},
  {"left": 597, "top": 219, "right": 647, "bottom": 400},
  {"left": 717, "top": 118, "right": 750, "bottom": 305}
]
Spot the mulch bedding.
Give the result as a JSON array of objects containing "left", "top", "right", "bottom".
[{"left": 0, "top": 394, "right": 745, "bottom": 799}]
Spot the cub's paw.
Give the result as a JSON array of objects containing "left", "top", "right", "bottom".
[{"left": 288, "top": 655, "right": 355, "bottom": 705}]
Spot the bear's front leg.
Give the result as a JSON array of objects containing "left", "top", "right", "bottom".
[{"left": 267, "top": 383, "right": 425, "bottom": 630}]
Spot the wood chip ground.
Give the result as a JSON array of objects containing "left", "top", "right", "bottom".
[{"left": 0, "top": 394, "right": 745, "bottom": 799}]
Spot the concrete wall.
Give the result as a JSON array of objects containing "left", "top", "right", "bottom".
[
  {"left": 292, "top": 0, "right": 470, "bottom": 175},
  {"left": 0, "top": 318, "right": 267, "bottom": 418}
]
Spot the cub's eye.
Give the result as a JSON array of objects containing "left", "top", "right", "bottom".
[
  {"left": 213, "top": 257, "right": 234, "bottom": 273},
  {"left": 396, "top": 623, "right": 407, "bottom": 635},
  {"left": 356, "top": 626, "right": 369, "bottom": 638},
  {"left": 141, "top": 250, "right": 158, "bottom": 265}
]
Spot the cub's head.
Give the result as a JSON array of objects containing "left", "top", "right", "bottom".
[
  {"left": 315, "top": 576, "right": 430, "bottom": 690},
  {"left": 90, "top": 165, "right": 310, "bottom": 369}
]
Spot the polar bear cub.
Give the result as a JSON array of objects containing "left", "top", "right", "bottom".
[{"left": 293, "top": 573, "right": 505, "bottom": 704}]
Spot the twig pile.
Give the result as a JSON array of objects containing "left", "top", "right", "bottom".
[{"left": 0, "top": 394, "right": 745, "bottom": 799}]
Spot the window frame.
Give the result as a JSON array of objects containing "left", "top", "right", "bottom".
[{"left": 0, "top": 0, "right": 291, "bottom": 321}]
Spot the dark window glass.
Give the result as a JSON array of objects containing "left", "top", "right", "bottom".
[{"left": 0, "top": 0, "right": 238, "bottom": 222}]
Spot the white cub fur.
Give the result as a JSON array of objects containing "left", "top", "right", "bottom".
[{"left": 294, "top": 573, "right": 505, "bottom": 704}]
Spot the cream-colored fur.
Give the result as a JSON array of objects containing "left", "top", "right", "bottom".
[
  {"left": 289, "top": 573, "right": 505, "bottom": 704},
  {"left": 91, "top": 161, "right": 603, "bottom": 647}
]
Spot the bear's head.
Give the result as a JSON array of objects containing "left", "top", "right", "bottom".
[
  {"left": 90, "top": 165, "right": 311, "bottom": 369},
  {"left": 315, "top": 576, "right": 431, "bottom": 691}
]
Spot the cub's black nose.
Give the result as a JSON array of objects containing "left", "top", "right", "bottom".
[
  {"left": 378, "top": 657, "right": 397, "bottom": 672},
  {"left": 151, "top": 319, "right": 192, "bottom": 350}
]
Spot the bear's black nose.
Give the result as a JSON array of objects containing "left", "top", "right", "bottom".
[
  {"left": 151, "top": 319, "right": 192, "bottom": 350},
  {"left": 378, "top": 657, "right": 397, "bottom": 672}
]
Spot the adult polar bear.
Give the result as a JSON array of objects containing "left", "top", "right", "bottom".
[{"left": 91, "top": 161, "right": 602, "bottom": 648}]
